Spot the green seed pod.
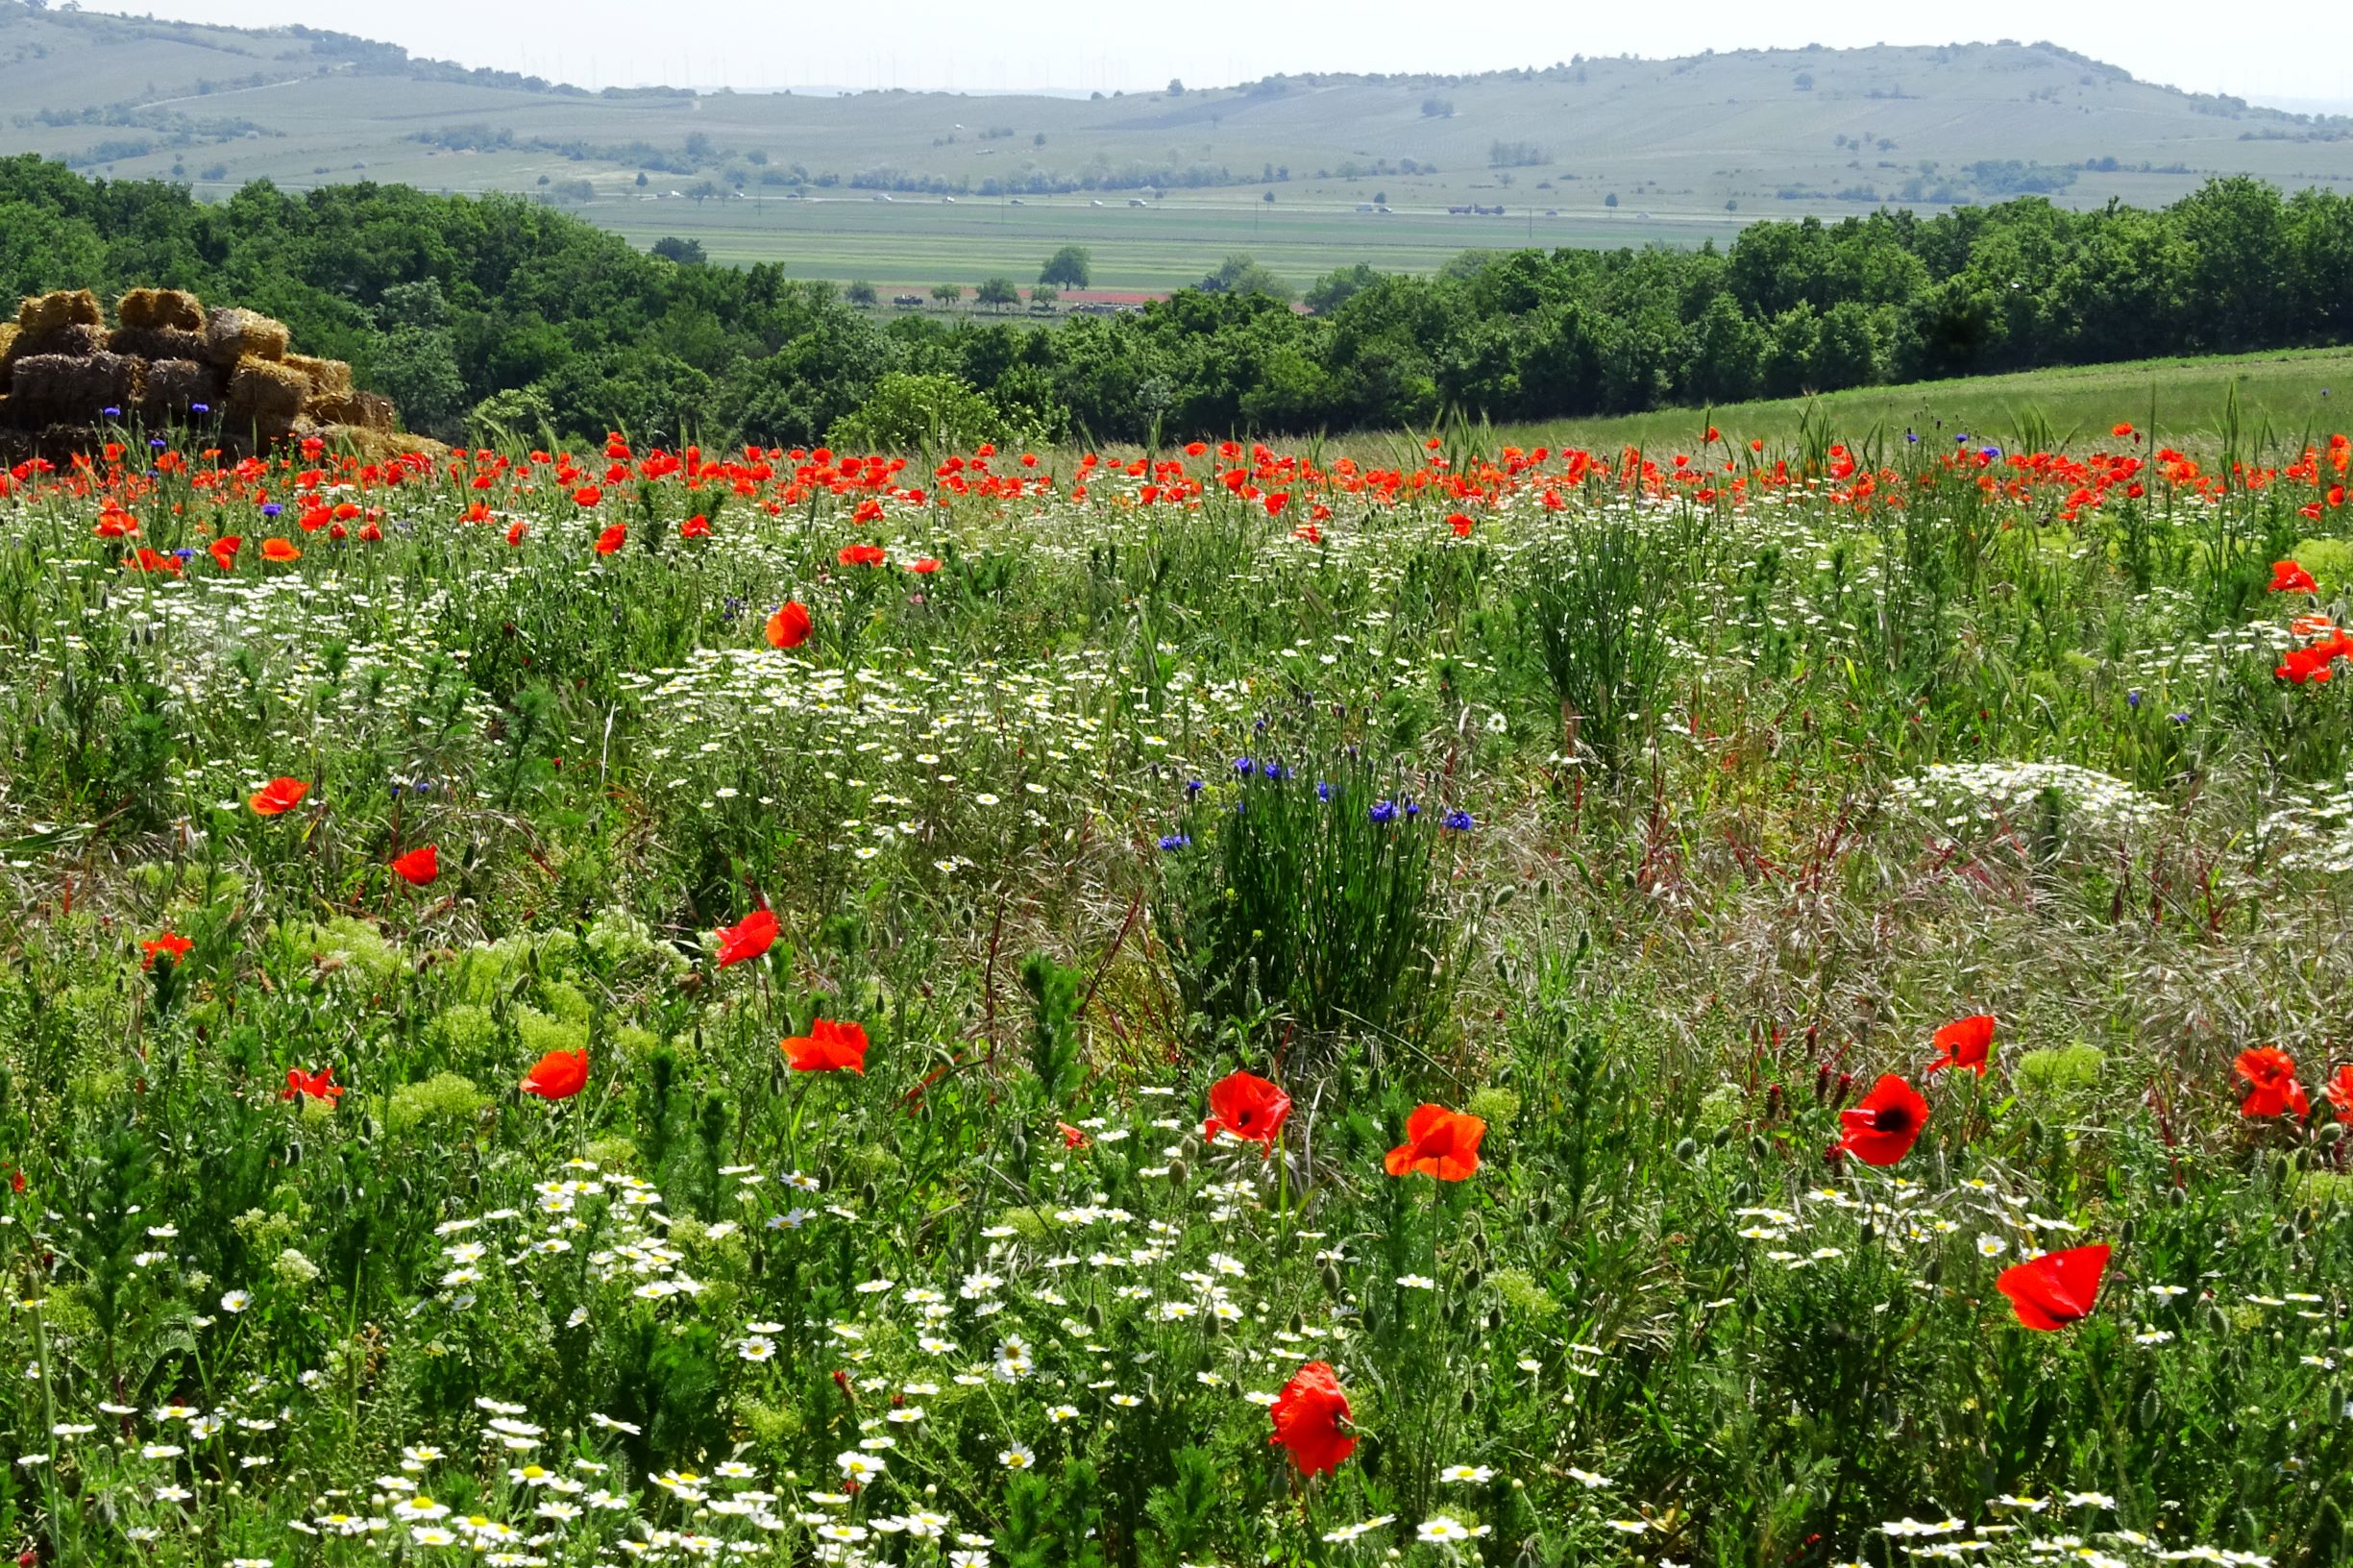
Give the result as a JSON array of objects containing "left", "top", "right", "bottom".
[
  {"left": 283, "top": 1139, "right": 302, "bottom": 1167},
  {"left": 1673, "top": 1138, "right": 1697, "bottom": 1163},
  {"left": 1086, "top": 1302, "right": 1105, "bottom": 1334},
  {"left": 1321, "top": 1261, "right": 1342, "bottom": 1297},
  {"left": 2138, "top": 1386, "right": 2161, "bottom": 1431},
  {"left": 1459, "top": 1386, "right": 1476, "bottom": 1415}
]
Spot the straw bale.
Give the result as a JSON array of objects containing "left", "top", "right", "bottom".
[
  {"left": 0, "top": 325, "right": 14, "bottom": 368},
  {"left": 283, "top": 353, "right": 352, "bottom": 396},
  {"left": 228, "top": 355, "right": 308, "bottom": 420},
  {"left": 140, "top": 358, "right": 224, "bottom": 421},
  {"left": 4, "top": 323, "right": 107, "bottom": 371},
  {"left": 110, "top": 326, "right": 208, "bottom": 362},
  {"left": 9, "top": 354, "right": 143, "bottom": 422},
  {"left": 115, "top": 287, "right": 206, "bottom": 333},
  {"left": 16, "top": 290, "right": 104, "bottom": 333},
  {"left": 306, "top": 388, "right": 395, "bottom": 432},
  {"left": 204, "top": 307, "right": 292, "bottom": 368}
]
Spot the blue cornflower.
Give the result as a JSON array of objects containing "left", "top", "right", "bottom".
[
  {"left": 1440, "top": 808, "right": 1475, "bottom": 832},
  {"left": 2125, "top": 690, "right": 2142, "bottom": 708},
  {"left": 1980, "top": 446, "right": 2001, "bottom": 461},
  {"left": 1263, "top": 762, "right": 1289, "bottom": 781},
  {"left": 1316, "top": 780, "right": 1332, "bottom": 802},
  {"left": 149, "top": 436, "right": 167, "bottom": 450},
  {"left": 260, "top": 502, "right": 282, "bottom": 518},
  {"left": 1368, "top": 799, "right": 1399, "bottom": 825},
  {"left": 1157, "top": 833, "right": 1191, "bottom": 851},
  {"left": 2169, "top": 711, "right": 2192, "bottom": 725},
  {"left": 1404, "top": 801, "right": 1420, "bottom": 819},
  {"left": 102, "top": 405, "right": 122, "bottom": 419},
  {"left": 173, "top": 547, "right": 196, "bottom": 561},
  {"left": 1185, "top": 778, "right": 1204, "bottom": 796},
  {"left": 190, "top": 403, "right": 209, "bottom": 414},
  {"left": 1233, "top": 756, "right": 1256, "bottom": 777}
]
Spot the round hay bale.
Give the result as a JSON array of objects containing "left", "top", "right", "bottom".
[
  {"left": 10, "top": 353, "right": 143, "bottom": 423},
  {"left": 16, "top": 290, "right": 105, "bottom": 333},
  {"left": 110, "top": 325, "right": 208, "bottom": 363},
  {"left": 116, "top": 288, "right": 206, "bottom": 333},
  {"left": 140, "top": 358, "right": 224, "bottom": 423},
  {"left": 4, "top": 323, "right": 107, "bottom": 372},
  {"left": 205, "top": 307, "right": 292, "bottom": 368}
]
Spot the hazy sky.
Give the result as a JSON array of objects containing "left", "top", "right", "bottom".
[{"left": 89, "top": 0, "right": 2353, "bottom": 109}]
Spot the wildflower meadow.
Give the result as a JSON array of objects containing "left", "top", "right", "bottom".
[{"left": 1, "top": 410, "right": 2352, "bottom": 1568}]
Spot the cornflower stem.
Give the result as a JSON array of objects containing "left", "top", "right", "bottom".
[{"left": 31, "top": 1299, "right": 69, "bottom": 1568}]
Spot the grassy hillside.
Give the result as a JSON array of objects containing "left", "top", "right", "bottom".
[
  {"left": 1491, "top": 346, "right": 2353, "bottom": 459},
  {"left": 6, "top": 3, "right": 2352, "bottom": 292}
]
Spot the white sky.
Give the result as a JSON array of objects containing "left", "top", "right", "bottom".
[{"left": 86, "top": 0, "right": 2353, "bottom": 109}]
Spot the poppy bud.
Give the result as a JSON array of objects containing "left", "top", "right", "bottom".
[
  {"left": 397, "top": 1177, "right": 412, "bottom": 1204},
  {"left": 1287, "top": 1311, "right": 1304, "bottom": 1335},
  {"left": 862, "top": 1181, "right": 878, "bottom": 1209},
  {"left": 1729, "top": 1180, "right": 1753, "bottom": 1206},
  {"left": 1857, "top": 1220, "right": 1875, "bottom": 1244},
  {"left": 1673, "top": 1138, "right": 1697, "bottom": 1162},
  {"left": 1460, "top": 1386, "right": 1477, "bottom": 1415},
  {"left": 1462, "top": 1266, "right": 1483, "bottom": 1293},
  {"left": 1086, "top": 1302, "right": 1104, "bottom": 1334},
  {"left": 1749, "top": 1136, "right": 1769, "bottom": 1165},
  {"left": 1321, "top": 1261, "right": 1342, "bottom": 1297},
  {"left": 1921, "top": 1256, "right": 1941, "bottom": 1287},
  {"left": 2137, "top": 1387, "right": 2161, "bottom": 1431},
  {"left": 2318, "top": 1121, "right": 2345, "bottom": 1147},
  {"left": 2168, "top": 1184, "right": 2188, "bottom": 1208},
  {"left": 283, "top": 1139, "right": 301, "bottom": 1166},
  {"left": 1534, "top": 1196, "right": 1553, "bottom": 1224},
  {"left": 1486, "top": 1306, "right": 1503, "bottom": 1332},
  {"left": 2119, "top": 1217, "right": 2136, "bottom": 1246},
  {"left": 1167, "top": 1158, "right": 1189, "bottom": 1186}
]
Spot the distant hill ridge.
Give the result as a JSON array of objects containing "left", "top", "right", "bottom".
[{"left": 6, "top": 4, "right": 2351, "bottom": 241}]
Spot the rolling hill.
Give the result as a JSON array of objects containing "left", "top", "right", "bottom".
[{"left": 6, "top": 2, "right": 2352, "bottom": 292}]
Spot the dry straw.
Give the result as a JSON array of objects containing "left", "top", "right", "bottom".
[{"left": 204, "top": 307, "right": 292, "bottom": 368}]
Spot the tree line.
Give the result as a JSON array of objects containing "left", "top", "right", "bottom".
[{"left": 2, "top": 155, "right": 2347, "bottom": 447}]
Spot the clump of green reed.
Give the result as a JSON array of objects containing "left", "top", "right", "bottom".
[{"left": 1155, "top": 752, "right": 1467, "bottom": 1056}]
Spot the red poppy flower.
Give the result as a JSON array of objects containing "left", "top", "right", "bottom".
[
  {"left": 1203, "top": 1069, "right": 1291, "bottom": 1154},
  {"left": 505, "top": 522, "right": 528, "bottom": 547},
  {"left": 2278, "top": 645, "right": 2339, "bottom": 684},
  {"left": 1268, "top": 1360, "right": 1356, "bottom": 1477},
  {"left": 766, "top": 601, "right": 812, "bottom": 649},
  {"left": 1996, "top": 1243, "right": 2110, "bottom": 1331},
  {"left": 782, "top": 1017, "right": 870, "bottom": 1074},
  {"left": 260, "top": 537, "right": 301, "bottom": 563},
  {"left": 2235, "top": 1047, "right": 2309, "bottom": 1118},
  {"left": 249, "top": 776, "right": 310, "bottom": 816},
  {"left": 2270, "top": 560, "right": 2318, "bottom": 594},
  {"left": 595, "top": 524, "right": 628, "bottom": 555},
  {"left": 907, "top": 556, "right": 942, "bottom": 574},
  {"left": 2111, "top": 421, "right": 2134, "bottom": 437},
  {"left": 389, "top": 845, "right": 440, "bottom": 886},
  {"left": 140, "top": 930, "right": 192, "bottom": 969},
  {"left": 574, "top": 485, "right": 603, "bottom": 507},
  {"left": 1447, "top": 512, "right": 1473, "bottom": 537},
  {"left": 1057, "top": 1121, "right": 1090, "bottom": 1149},
  {"left": 209, "top": 535, "right": 241, "bottom": 571},
  {"left": 1926, "top": 1015, "right": 1996, "bottom": 1076},
  {"left": 715, "top": 908, "right": 777, "bottom": 968},
  {"left": 2326, "top": 1064, "right": 2353, "bottom": 1122},
  {"left": 522, "top": 1047, "right": 590, "bottom": 1100},
  {"left": 1837, "top": 1074, "right": 1928, "bottom": 1166},
  {"left": 838, "top": 543, "right": 888, "bottom": 567},
  {"left": 1385, "top": 1103, "right": 1486, "bottom": 1181},
  {"left": 1264, "top": 493, "right": 1289, "bottom": 518},
  {"left": 680, "top": 514, "right": 711, "bottom": 538},
  {"left": 282, "top": 1066, "right": 344, "bottom": 1104}
]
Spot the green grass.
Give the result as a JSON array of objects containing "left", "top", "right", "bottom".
[
  {"left": 0, "top": 403, "right": 2351, "bottom": 1564},
  {"left": 1489, "top": 345, "right": 2353, "bottom": 456}
]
